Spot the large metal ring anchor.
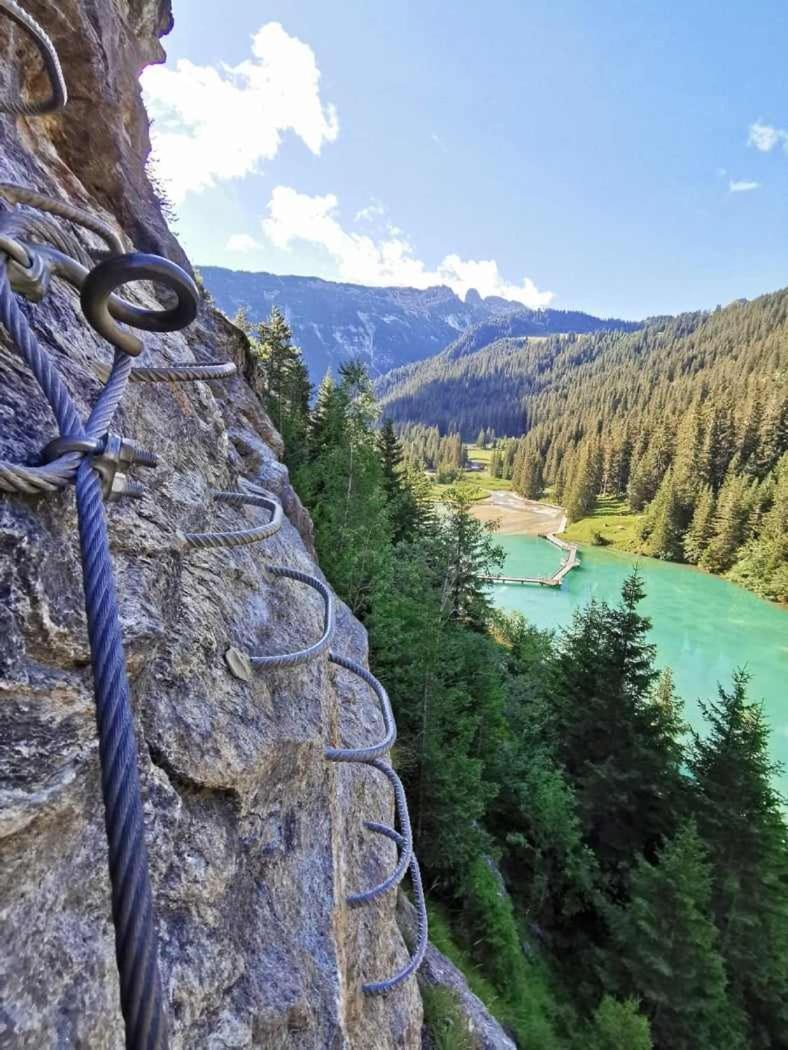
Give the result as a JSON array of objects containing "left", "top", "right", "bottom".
[{"left": 81, "top": 253, "right": 200, "bottom": 357}]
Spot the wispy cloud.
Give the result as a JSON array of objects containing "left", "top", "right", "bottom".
[
  {"left": 354, "top": 199, "right": 387, "bottom": 224},
  {"left": 728, "top": 179, "right": 760, "bottom": 193},
  {"left": 747, "top": 120, "right": 788, "bottom": 153},
  {"left": 226, "top": 233, "right": 262, "bottom": 253},
  {"left": 141, "top": 23, "right": 338, "bottom": 202},
  {"left": 260, "top": 186, "right": 554, "bottom": 307}
]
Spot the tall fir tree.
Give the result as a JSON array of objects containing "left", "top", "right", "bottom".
[
  {"left": 690, "top": 671, "right": 788, "bottom": 1048},
  {"left": 607, "top": 822, "right": 744, "bottom": 1050}
]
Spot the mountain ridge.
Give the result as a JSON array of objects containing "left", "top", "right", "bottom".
[{"left": 200, "top": 264, "right": 638, "bottom": 382}]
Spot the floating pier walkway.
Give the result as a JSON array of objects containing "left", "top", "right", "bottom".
[{"left": 482, "top": 531, "right": 580, "bottom": 588}]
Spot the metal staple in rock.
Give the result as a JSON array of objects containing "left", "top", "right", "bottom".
[{"left": 179, "top": 496, "right": 428, "bottom": 991}]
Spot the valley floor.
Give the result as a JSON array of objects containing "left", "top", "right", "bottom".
[{"left": 470, "top": 491, "right": 566, "bottom": 535}]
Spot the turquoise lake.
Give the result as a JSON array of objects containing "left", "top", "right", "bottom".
[{"left": 490, "top": 535, "right": 788, "bottom": 789}]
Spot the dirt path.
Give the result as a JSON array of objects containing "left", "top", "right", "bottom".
[{"left": 470, "top": 491, "right": 566, "bottom": 536}]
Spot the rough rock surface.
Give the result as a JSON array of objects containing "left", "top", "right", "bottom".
[
  {"left": 0, "top": 1, "right": 427, "bottom": 1046},
  {"left": 397, "top": 900, "right": 517, "bottom": 1050}
]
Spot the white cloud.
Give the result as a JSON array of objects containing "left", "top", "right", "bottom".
[
  {"left": 226, "top": 233, "right": 262, "bottom": 253},
  {"left": 728, "top": 179, "right": 760, "bottom": 193},
  {"left": 261, "top": 186, "right": 554, "bottom": 307},
  {"left": 354, "top": 199, "right": 387, "bottom": 224},
  {"left": 747, "top": 120, "right": 788, "bottom": 152},
  {"left": 141, "top": 22, "right": 338, "bottom": 202}
]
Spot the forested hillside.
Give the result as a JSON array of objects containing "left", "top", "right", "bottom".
[
  {"left": 246, "top": 309, "right": 788, "bottom": 1048},
  {"left": 379, "top": 289, "right": 788, "bottom": 601}
]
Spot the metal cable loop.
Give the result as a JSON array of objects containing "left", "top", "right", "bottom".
[
  {"left": 325, "top": 654, "right": 396, "bottom": 762},
  {"left": 250, "top": 567, "right": 335, "bottom": 669},
  {"left": 0, "top": 257, "right": 167, "bottom": 1047},
  {"left": 0, "top": 182, "right": 123, "bottom": 255},
  {"left": 344, "top": 760, "right": 413, "bottom": 907},
  {"left": 0, "top": 0, "right": 67, "bottom": 115},
  {"left": 359, "top": 824, "right": 429, "bottom": 996},
  {"left": 180, "top": 490, "right": 283, "bottom": 551}
]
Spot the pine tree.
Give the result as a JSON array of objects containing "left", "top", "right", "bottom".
[
  {"left": 587, "top": 996, "right": 652, "bottom": 1050},
  {"left": 628, "top": 427, "right": 673, "bottom": 512},
  {"left": 441, "top": 485, "right": 504, "bottom": 629},
  {"left": 728, "top": 451, "right": 788, "bottom": 601},
  {"left": 252, "top": 306, "right": 311, "bottom": 467},
  {"left": 701, "top": 472, "right": 756, "bottom": 573},
  {"left": 683, "top": 484, "right": 716, "bottom": 564},
  {"left": 690, "top": 671, "right": 788, "bottom": 1047},
  {"left": 637, "top": 468, "right": 686, "bottom": 560},
  {"left": 516, "top": 448, "right": 544, "bottom": 500},
  {"left": 607, "top": 822, "right": 744, "bottom": 1050},
  {"left": 551, "top": 573, "right": 685, "bottom": 885},
  {"left": 565, "top": 441, "right": 601, "bottom": 522}
]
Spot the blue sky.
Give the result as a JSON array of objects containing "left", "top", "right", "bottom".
[{"left": 142, "top": 0, "right": 788, "bottom": 320}]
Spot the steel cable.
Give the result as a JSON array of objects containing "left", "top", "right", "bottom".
[
  {"left": 0, "top": 0, "right": 67, "bottom": 116},
  {"left": 0, "top": 258, "right": 167, "bottom": 1048},
  {"left": 360, "top": 824, "right": 428, "bottom": 995}
]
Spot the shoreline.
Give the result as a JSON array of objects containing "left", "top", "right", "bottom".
[{"left": 469, "top": 490, "right": 567, "bottom": 536}]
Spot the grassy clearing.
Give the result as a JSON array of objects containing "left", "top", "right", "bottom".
[
  {"left": 563, "top": 494, "right": 643, "bottom": 549},
  {"left": 466, "top": 443, "right": 494, "bottom": 465},
  {"left": 429, "top": 472, "right": 513, "bottom": 501}
]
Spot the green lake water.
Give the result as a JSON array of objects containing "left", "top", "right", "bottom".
[{"left": 491, "top": 535, "right": 788, "bottom": 789}]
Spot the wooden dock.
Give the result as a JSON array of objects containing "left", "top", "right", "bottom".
[{"left": 481, "top": 531, "right": 580, "bottom": 588}]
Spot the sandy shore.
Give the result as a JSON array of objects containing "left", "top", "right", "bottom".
[{"left": 470, "top": 491, "right": 566, "bottom": 536}]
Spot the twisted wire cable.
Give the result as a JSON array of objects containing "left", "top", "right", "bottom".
[
  {"left": 180, "top": 491, "right": 283, "bottom": 551},
  {"left": 0, "top": 182, "right": 123, "bottom": 255},
  {"left": 178, "top": 508, "right": 427, "bottom": 990},
  {"left": 250, "top": 567, "right": 335, "bottom": 669},
  {"left": 360, "top": 824, "right": 428, "bottom": 995},
  {"left": 0, "top": 0, "right": 67, "bottom": 115},
  {"left": 0, "top": 258, "right": 167, "bottom": 1048},
  {"left": 126, "top": 362, "right": 237, "bottom": 383}
]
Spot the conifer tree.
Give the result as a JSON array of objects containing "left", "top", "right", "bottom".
[
  {"left": 637, "top": 468, "right": 686, "bottom": 560},
  {"left": 551, "top": 573, "right": 685, "bottom": 884},
  {"left": 252, "top": 306, "right": 311, "bottom": 467},
  {"left": 587, "top": 996, "right": 652, "bottom": 1050},
  {"left": 683, "top": 484, "right": 716, "bottom": 564},
  {"left": 728, "top": 451, "right": 788, "bottom": 601},
  {"left": 701, "top": 473, "right": 756, "bottom": 573},
  {"left": 607, "top": 822, "right": 743, "bottom": 1050},
  {"left": 690, "top": 671, "right": 788, "bottom": 1047}
]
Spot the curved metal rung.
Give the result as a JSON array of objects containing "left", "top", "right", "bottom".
[
  {"left": 325, "top": 653, "right": 396, "bottom": 763},
  {"left": 359, "top": 823, "right": 428, "bottom": 996},
  {"left": 0, "top": 0, "right": 67, "bottom": 116},
  {"left": 180, "top": 490, "right": 283, "bottom": 551},
  {"left": 247, "top": 567, "right": 335, "bottom": 669},
  {"left": 345, "top": 760, "right": 413, "bottom": 907}
]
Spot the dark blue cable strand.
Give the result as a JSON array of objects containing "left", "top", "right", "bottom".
[{"left": 0, "top": 260, "right": 167, "bottom": 1048}]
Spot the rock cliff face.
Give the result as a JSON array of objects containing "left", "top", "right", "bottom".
[{"left": 0, "top": 2, "right": 424, "bottom": 1046}]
